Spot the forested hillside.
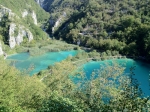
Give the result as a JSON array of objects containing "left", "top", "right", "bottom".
[
  {"left": 0, "top": 0, "right": 50, "bottom": 54},
  {"left": 0, "top": 0, "right": 49, "bottom": 23},
  {"left": 0, "top": 0, "right": 150, "bottom": 111},
  {"left": 46, "top": 0, "right": 150, "bottom": 61}
]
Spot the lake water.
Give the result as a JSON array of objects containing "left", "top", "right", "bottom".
[
  {"left": 7, "top": 51, "right": 150, "bottom": 96},
  {"left": 83, "top": 59, "right": 150, "bottom": 97},
  {"left": 7, "top": 50, "right": 78, "bottom": 75}
]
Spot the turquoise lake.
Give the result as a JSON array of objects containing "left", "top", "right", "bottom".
[
  {"left": 7, "top": 50, "right": 78, "bottom": 75},
  {"left": 83, "top": 59, "right": 150, "bottom": 97},
  {"left": 7, "top": 51, "right": 150, "bottom": 96}
]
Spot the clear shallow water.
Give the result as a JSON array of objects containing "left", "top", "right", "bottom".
[
  {"left": 83, "top": 59, "right": 150, "bottom": 96},
  {"left": 7, "top": 50, "right": 78, "bottom": 75}
]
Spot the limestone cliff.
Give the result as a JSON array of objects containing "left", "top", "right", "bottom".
[
  {"left": 9, "top": 23, "right": 33, "bottom": 49},
  {"left": 35, "top": 0, "right": 45, "bottom": 8},
  {"left": 22, "top": 10, "right": 28, "bottom": 18},
  {"left": 52, "top": 12, "right": 66, "bottom": 33},
  {"left": 9, "top": 23, "right": 16, "bottom": 48},
  {"left": 0, "top": 5, "right": 15, "bottom": 21},
  {"left": 0, "top": 5, "right": 34, "bottom": 49},
  {"left": 31, "top": 11, "right": 37, "bottom": 25},
  {"left": 22, "top": 10, "right": 37, "bottom": 25},
  {"left": 0, "top": 42, "right": 3, "bottom": 56}
]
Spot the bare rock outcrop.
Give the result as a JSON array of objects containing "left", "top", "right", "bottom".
[
  {"left": 31, "top": 11, "right": 37, "bottom": 25},
  {"left": 0, "top": 5, "right": 15, "bottom": 21},
  {"left": 0, "top": 5, "right": 34, "bottom": 49},
  {"left": 9, "top": 23, "right": 33, "bottom": 49},
  {"left": 9, "top": 23, "right": 16, "bottom": 48},
  {"left": 0, "top": 42, "right": 3, "bottom": 56},
  {"left": 22, "top": 10, "right": 37, "bottom": 25}
]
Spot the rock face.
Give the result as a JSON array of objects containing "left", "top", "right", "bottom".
[
  {"left": 26, "top": 29, "right": 33, "bottom": 42},
  {"left": 22, "top": 10, "right": 37, "bottom": 25},
  {"left": 35, "top": 0, "right": 45, "bottom": 8},
  {"left": 35, "top": 0, "right": 53, "bottom": 12},
  {"left": 52, "top": 17, "right": 62, "bottom": 33},
  {"left": 52, "top": 12, "right": 66, "bottom": 33},
  {"left": 9, "top": 23, "right": 33, "bottom": 49},
  {"left": 32, "top": 11, "right": 37, "bottom": 25},
  {"left": 0, "top": 42, "right": 3, "bottom": 56},
  {"left": 9, "top": 23, "right": 16, "bottom": 48},
  {"left": 22, "top": 10, "right": 28, "bottom": 18},
  {"left": 0, "top": 5, "right": 34, "bottom": 49},
  {"left": 0, "top": 5, "right": 15, "bottom": 21}
]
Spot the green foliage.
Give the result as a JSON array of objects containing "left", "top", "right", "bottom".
[
  {"left": 47, "top": 0, "right": 150, "bottom": 61},
  {"left": 0, "top": 14, "right": 10, "bottom": 44},
  {"left": 0, "top": 1, "right": 150, "bottom": 111},
  {"left": 0, "top": 59, "right": 47, "bottom": 111},
  {"left": 14, "top": 26, "right": 19, "bottom": 37},
  {"left": 42, "top": 61, "right": 78, "bottom": 96},
  {"left": 0, "top": 58, "right": 149, "bottom": 111},
  {"left": 0, "top": 0, "right": 49, "bottom": 22},
  {"left": 0, "top": 0, "right": 50, "bottom": 53},
  {"left": 38, "top": 92, "right": 83, "bottom": 112}
]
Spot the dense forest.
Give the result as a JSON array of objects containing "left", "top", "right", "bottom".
[
  {"left": 46, "top": 0, "right": 150, "bottom": 61},
  {"left": 0, "top": 0, "right": 150, "bottom": 111},
  {"left": 0, "top": 58, "right": 149, "bottom": 111}
]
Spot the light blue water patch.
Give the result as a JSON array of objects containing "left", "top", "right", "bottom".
[
  {"left": 7, "top": 52, "right": 30, "bottom": 60},
  {"left": 7, "top": 50, "right": 78, "bottom": 75},
  {"left": 83, "top": 59, "right": 150, "bottom": 96}
]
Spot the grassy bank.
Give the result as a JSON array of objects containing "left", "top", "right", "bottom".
[{"left": 2, "top": 39, "right": 79, "bottom": 56}]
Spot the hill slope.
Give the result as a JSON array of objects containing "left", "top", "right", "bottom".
[
  {"left": 38, "top": 0, "right": 150, "bottom": 60},
  {"left": 0, "top": 0, "right": 50, "bottom": 55}
]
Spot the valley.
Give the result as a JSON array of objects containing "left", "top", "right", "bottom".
[{"left": 0, "top": 0, "right": 150, "bottom": 111}]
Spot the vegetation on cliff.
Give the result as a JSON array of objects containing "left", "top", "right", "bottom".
[
  {"left": 0, "top": 0, "right": 150, "bottom": 111},
  {"left": 46, "top": 0, "right": 150, "bottom": 61},
  {"left": 0, "top": 0, "right": 50, "bottom": 54}
]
